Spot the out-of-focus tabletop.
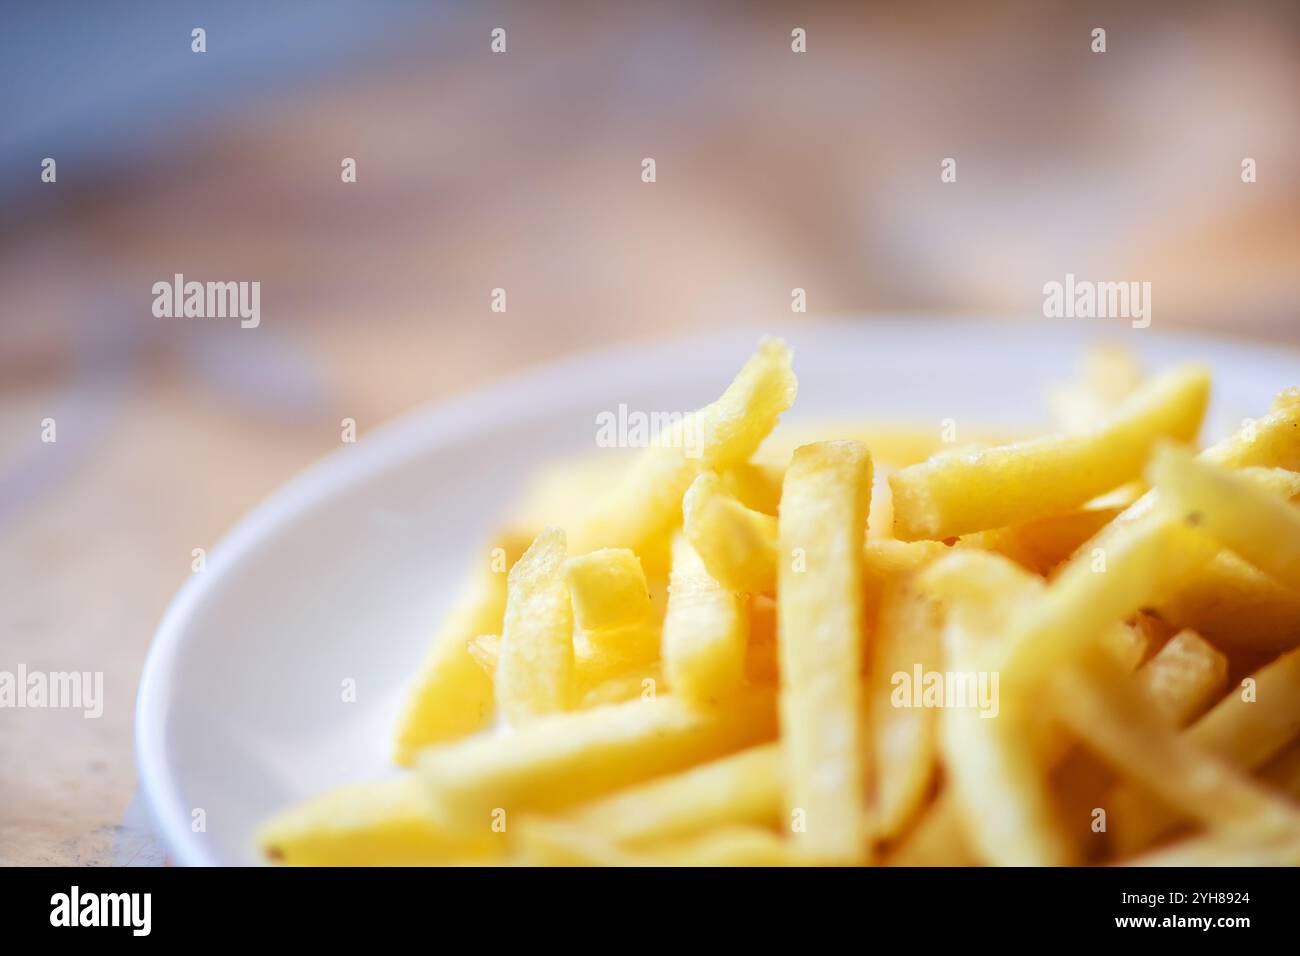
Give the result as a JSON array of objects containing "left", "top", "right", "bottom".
[{"left": 1, "top": 1, "right": 1297, "bottom": 865}]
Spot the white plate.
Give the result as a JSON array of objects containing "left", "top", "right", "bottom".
[{"left": 135, "top": 318, "right": 1300, "bottom": 865}]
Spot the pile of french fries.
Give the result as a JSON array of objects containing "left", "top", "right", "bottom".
[{"left": 259, "top": 340, "right": 1300, "bottom": 866}]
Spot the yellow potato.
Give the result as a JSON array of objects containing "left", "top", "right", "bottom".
[
  {"left": 257, "top": 776, "right": 494, "bottom": 866},
  {"left": 661, "top": 532, "right": 748, "bottom": 704},
  {"left": 565, "top": 548, "right": 659, "bottom": 674},
  {"left": 1135, "top": 629, "right": 1227, "bottom": 727},
  {"left": 758, "top": 420, "right": 1021, "bottom": 470},
  {"left": 1001, "top": 465, "right": 1300, "bottom": 688},
  {"left": 578, "top": 664, "right": 663, "bottom": 708},
  {"left": 777, "top": 440, "right": 873, "bottom": 862},
  {"left": 565, "top": 548, "right": 652, "bottom": 633},
  {"left": 392, "top": 537, "right": 522, "bottom": 764},
  {"left": 1123, "top": 825, "right": 1300, "bottom": 866},
  {"left": 868, "top": 573, "right": 943, "bottom": 841},
  {"left": 1112, "top": 645, "right": 1299, "bottom": 855},
  {"left": 683, "top": 471, "right": 778, "bottom": 595},
  {"left": 496, "top": 527, "right": 576, "bottom": 725},
  {"left": 515, "top": 818, "right": 814, "bottom": 866},
  {"left": 1149, "top": 443, "right": 1300, "bottom": 593},
  {"left": 890, "top": 365, "right": 1209, "bottom": 540},
  {"left": 884, "top": 790, "right": 980, "bottom": 866},
  {"left": 464, "top": 630, "right": 662, "bottom": 707},
  {"left": 957, "top": 506, "right": 1123, "bottom": 575},
  {"left": 570, "top": 339, "right": 796, "bottom": 554},
  {"left": 921, "top": 551, "right": 1077, "bottom": 865},
  {"left": 717, "top": 461, "right": 785, "bottom": 515},
  {"left": 419, "top": 688, "right": 778, "bottom": 831},
  {"left": 686, "top": 470, "right": 946, "bottom": 602},
  {"left": 556, "top": 743, "right": 783, "bottom": 846},
  {"left": 1055, "top": 654, "right": 1300, "bottom": 840},
  {"left": 1155, "top": 550, "right": 1300, "bottom": 660}
]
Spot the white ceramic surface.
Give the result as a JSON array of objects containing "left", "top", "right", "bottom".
[{"left": 135, "top": 319, "right": 1300, "bottom": 865}]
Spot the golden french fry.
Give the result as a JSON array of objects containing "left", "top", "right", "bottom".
[
  {"left": 1135, "top": 629, "right": 1227, "bottom": 727},
  {"left": 557, "top": 743, "right": 783, "bottom": 846},
  {"left": 258, "top": 776, "right": 494, "bottom": 866},
  {"left": 1155, "top": 551, "right": 1300, "bottom": 660},
  {"left": 419, "top": 688, "right": 778, "bottom": 831},
  {"left": 1150, "top": 443, "right": 1300, "bottom": 592},
  {"left": 683, "top": 471, "right": 778, "bottom": 595},
  {"left": 1001, "top": 465, "right": 1300, "bottom": 688},
  {"left": 745, "top": 594, "right": 780, "bottom": 684},
  {"left": 392, "top": 540, "right": 519, "bottom": 764},
  {"left": 921, "top": 551, "right": 1078, "bottom": 865},
  {"left": 890, "top": 365, "right": 1209, "bottom": 540},
  {"left": 565, "top": 547, "right": 659, "bottom": 678},
  {"left": 565, "top": 548, "right": 652, "bottom": 633},
  {"left": 758, "top": 421, "right": 1021, "bottom": 470},
  {"left": 958, "top": 506, "right": 1123, "bottom": 575},
  {"left": 515, "top": 818, "right": 812, "bottom": 866},
  {"left": 571, "top": 339, "right": 796, "bottom": 554},
  {"left": 578, "top": 664, "right": 662, "bottom": 708},
  {"left": 777, "top": 441, "right": 872, "bottom": 861},
  {"left": 662, "top": 532, "right": 748, "bottom": 704},
  {"left": 1122, "top": 825, "right": 1300, "bottom": 866},
  {"left": 718, "top": 461, "right": 785, "bottom": 514},
  {"left": 496, "top": 527, "right": 575, "bottom": 725},
  {"left": 1110, "top": 647, "right": 1300, "bottom": 855},
  {"left": 686, "top": 471, "right": 946, "bottom": 602},
  {"left": 884, "top": 790, "right": 980, "bottom": 866},
  {"left": 464, "top": 629, "right": 662, "bottom": 707},
  {"left": 1057, "top": 653, "right": 1300, "bottom": 841},
  {"left": 869, "top": 574, "right": 943, "bottom": 840}
]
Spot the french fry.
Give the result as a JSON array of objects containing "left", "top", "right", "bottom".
[
  {"left": 565, "top": 548, "right": 653, "bottom": 633},
  {"left": 718, "top": 461, "right": 785, "bottom": 515},
  {"left": 869, "top": 574, "right": 943, "bottom": 840},
  {"left": 465, "top": 629, "right": 662, "bottom": 707},
  {"left": 392, "top": 542, "right": 517, "bottom": 764},
  {"left": 758, "top": 420, "right": 1020, "bottom": 470},
  {"left": 578, "top": 664, "right": 662, "bottom": 708},
  {"left": 662, "top": 532, "right": 748, "bottom": 704},
  {"left": 957, "top": 506, "right": 1123, "bottom": 575},
  {"left": 745, "top": 594, "right": 780, "bottom": 683},
  {"left": 1155, "top": 551, "right": 1300, "bottom": 660},
  {"left": 419, "top": 688, "right": 778, "bottom": 831},
  {"left": 257, "top": 776, "right": 494, "bottom": 866},
  {"left": 890, "top": 365, "right": 1209, "bottom": 540},
  {"left": 1001, "top": 465, "right": 1300, "bottom": 688},
  {"left": 683, "top": 471, "right": 778, "bottom": 595},
  {"left": 571, "top": 339, "right": 796, "bottom": 554},
  {"left": 515, "top": 818, "right": 813, "bottom": 866},
  {"left": 556, "top": 743, "right": 783, "bottom": 846},
  {"left": 1135, "top": 629, "right": 1227, "bottom": 727},
  {"left": 885, "top": 790, "right": 980, "bottom": 866},
  {"left": 1056, "top": 653, "right": 1300, "bottom": 842},
  {"left": 291, "top": 347, "right": 1300, "bottom": 868},
  {"left": 921, "top": 551, "right": 1077, "bottom": 865},
  {"left": 496, "top": 527, "right": 576, "bottom": 725},
  {"left": 1149, "top": 443, "right": 1300, "bottom": 592},
  {"left": 1111, "top": 647, "right": 1300, "bottom": 855},
  {"left": 1122, "top": 825, "right": 1300, "bottom": 866},
  {"left": 565, "top": 547, "right": 659, "bottom": 675},
  {"left": 777, "top": 441, "right": 872, "bottom": 861},
  {"left": 685, "top": 471, "right": 946, "bottom": 601}
]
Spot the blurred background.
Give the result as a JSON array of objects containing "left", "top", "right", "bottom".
[{"left": 1, "top": 0, "right": 1296, "bottom": 864}]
